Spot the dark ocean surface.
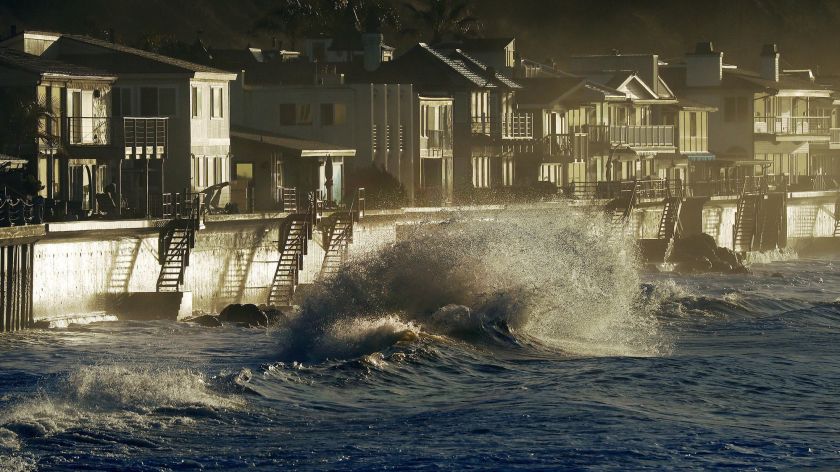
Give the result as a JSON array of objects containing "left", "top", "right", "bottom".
[{"left": 1, "top": 215, "right": 839, "bottom": 470}]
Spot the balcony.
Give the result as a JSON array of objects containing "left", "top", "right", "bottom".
[
  {"left": 609, "top": 125, "right": 675, "bottom": 147},
  {"left": 421, "top": 130, "right": 453, "bottom": 158},
  {"left": 502, "top": 113, "right": 533, "bottom": 139},
  {"left": 64, "top": 116, "right": 111, "bottom": 146},
  {"left": 542, "top": 133, "right": 588, "bottom": 162},
  {"left": 61, "top": 117, "right": 168, "bottom": 158},
  {"left": 470, "top": 113, "right": 534, "bottom": 140},
  {"left": 754, "top": 116, "right": 830, "bottom": 139},
  {"left": 830, "top": 128, "right": 840, "bottom": 149}
]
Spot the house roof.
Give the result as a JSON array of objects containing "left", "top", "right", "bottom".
[
  {"left": 452, "top": 49, "right": 520, "bottom": 88},
  {"left": 516, "top": 77, "right": 626, "bottom": 108},
  {"left": 661, "top": 63, "right": 832, "bottom": 94},
  {"left": 231, "top": 127, "right": 356, "bottom": 157},
  {"left": 58, "top": 34, "right": 234, "bottom": 76},
  {"left": 0, "top": 46, "right": 115, "bottom": 80},
  {"left": 455, "top": 37, "right": 515, "bottom": 51},
  {"left": 369, "top": 43, "right": 492, "bottom": 89}
]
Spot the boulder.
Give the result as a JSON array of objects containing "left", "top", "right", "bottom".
[
  {"left": 219, "top": 304, "right": 268, "bottom": 327},
  {"left": 669, "top": 233, "right": 748, "bottom": 274}
]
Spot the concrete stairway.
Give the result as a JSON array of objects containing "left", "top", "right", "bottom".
[{"left": 267, "top": 217, "right": 310, "bottom": 307}]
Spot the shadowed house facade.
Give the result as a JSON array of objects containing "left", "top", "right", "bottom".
[
  {"left": 0, "top": 46, "right": 116, "bottom": 213},
  {"left": 1, "top": 31, "right": 237, "bottom": 214},
  {"left": 662, "top": 42, "right": 837, "bottom": 194}
]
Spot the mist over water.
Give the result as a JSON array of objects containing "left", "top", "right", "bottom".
[
  {"left": 281, "top": 208, "right": 667, "bottom": 361},
  {"left": 1, "top": 210, "right": 840, "bottom": 469}
]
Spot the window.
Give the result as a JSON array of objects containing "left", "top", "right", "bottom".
[
  {"left": 112, "top": 88, "right": 132, "bottom": 117},
  {"left": 689, "top": 112, "right": 698, "bottom": 137},
  {"left": 191, "top": 86, "right": 202, "bottom": 118},
  {"left": 140, "top": 87, "right": 158, "bottom": 116},
  {"left": 279, "top": 103, "right": 313, "bottom": 126},
  {"left": 724, "top": 96, "right": 748, "bottom": 122},
  {"left": 502, "top": 157, "right": 514, "bottom": 186},
  {"left": 159, "top": 88, "right": 176, "bottom": 117},
  {"left": 472, "top": 156, "right": 491, "bottom": 188},
  {"left": 211, "top": 87, "right": 223, "bottom": 118},
  {"left": 320, "top": 103, "right": 347, "bottom": 126}
]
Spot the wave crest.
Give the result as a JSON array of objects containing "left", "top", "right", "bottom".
[{"left": 278, "top": 208, "right": 669, "bottom": 361}]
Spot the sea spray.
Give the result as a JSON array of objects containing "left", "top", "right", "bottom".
[{"left": 278, "top": 206, "right": 669, "bottom": 361}]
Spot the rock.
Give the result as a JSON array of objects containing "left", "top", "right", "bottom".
[
  {"left": 669, "top": 233, "right": 748, "bottom": 274},
  {"left": 218, "top": 304, "right": 268, "bottom": 327},
  {"left": 262, "top": 307, "right": 290, "bottom": 325},
  {"left": 184, "top": 314, "right": 222, "bottom": 327}
]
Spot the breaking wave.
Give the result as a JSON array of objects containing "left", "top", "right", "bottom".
[
  {"left": 0, "top": 364, "right": 246, "bottom": 452},
  {"left": 745, "top": 247, "right": 799, "bottom": 265},
  {"left": 277, "top": 208, "right": 670, "bottom": 362}
]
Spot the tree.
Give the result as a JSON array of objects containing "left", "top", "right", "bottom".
[{"left": 401, "top": 0, "right": 481, "bottom": 44}]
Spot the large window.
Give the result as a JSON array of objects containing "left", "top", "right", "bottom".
[
  {"left": 211, "top": 87, "right": 223, "bottom": 118},
  {"left": 689, "top": 112, "right": 698, "bottom": 137},
  {"left": 279, "top": 103, "right": 313, "bottom": 126},
  {"left": 724, "top": 96, "right": 749, "bottom": 122},
  {"left": 112, "top": 88, "right": 132, "bottom": 117},
  {"left": 320, "top": 103, "right": 347, "bottom": 126},
  {"left": 191, "top": 86, "right": 202, "bottom": 118},
  {"left": 159, "top": 88, "right": 176, "bottom": 116},
  {"left": 140, "top": 87, "right": 158, "bottom": 116}
]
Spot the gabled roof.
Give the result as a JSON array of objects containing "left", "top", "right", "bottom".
[
  {"left": 452, "top": 49, "right": 521, "bottom": 89},
  {"left": 456, "top": 37, "right": 515, "bottom": 51},
  {"left": 370, "top": 43, "right": 494, "bottom": 89},
  {"left": 0, "top": 46, "right": 115, "bottom": 80},
  {"left": 58, "top": 34, "right": 235, "bottom": 77},
  {"left": 517, "top": 77, "right": 627, "bottom": 108},
  {"left": 662, "top": 63, "right": 832, "bottom": 94},
  {"left": 584, "top": 71, "right": 660, "bottom": 100}
]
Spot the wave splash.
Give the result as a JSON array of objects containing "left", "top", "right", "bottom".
[
  {"left": 278, "top": 208, "right": 669, "bottom": 361},
  {"left": 0, "top": 364, "right": 245, "bottom": 452}
]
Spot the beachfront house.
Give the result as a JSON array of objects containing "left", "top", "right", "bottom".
[
  {"left": 0, "top": 46, "right": 117, "bottom": 215},
  {"left": 662, "top": 42, "right": 836, "bottom": 195},
  {"left": 1, "top": 31, "right": 238, "bottom": 215}
]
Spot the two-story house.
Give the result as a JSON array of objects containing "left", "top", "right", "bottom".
[
  {"left": 0, "top": 46, "right": 117, "bottom": 215},
  {"left": 372, "top": 43, "right": 533, "bottom": 198},
  {"left": 662, "top": 42, "right": 835, "bottom": 195},
  {"left": 1, "top": 31, "right": 238, "bottom": 215}
]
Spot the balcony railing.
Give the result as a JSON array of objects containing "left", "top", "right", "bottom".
[
  {"left": 542, "top": 133, "right": 589, "bottom": 161},
  {"left": 609, "top": 125, "right": 675, "bottom": 147},
  {"left": 753, "top": 116, "right": 831, "bottom": 136},
  {"left": 120, "top": 117, "right": 168, "bottom": 158},
  {"left": 64, "top": 116, "right": 111, "bottom": 145},
  {"left": 502, "top": 113, "right": 533, "bottom": 139},
  {"left": 426, "top": 129, "right": 453, "bottom": 150},
  {"left": 564, "top": 178, "right": 683, "bottom": 200},
  {"left": 470, "top": 113, "right": 534, "bottom": 139},
  {"left": 830, "top": 128, "right": 840, "bottom": 145}
]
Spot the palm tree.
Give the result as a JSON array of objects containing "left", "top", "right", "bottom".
[{"left": 402, "top": 0, "right": 481, "bottom": 44}]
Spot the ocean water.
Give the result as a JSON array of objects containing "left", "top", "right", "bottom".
[{"left": 1, "top": 210, "right": 840, "bottom": 471}]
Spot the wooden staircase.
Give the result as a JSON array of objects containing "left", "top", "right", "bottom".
[
  {"left": 733, "top": 192, "right": 761, "bottom": 253},
  {"left": 606, "top": 182, "right": 638, "bottom": 233},
  {"left": 267, "top": 215, "right": 311, "bottom": 306},
  {"left": 657, "top": 197, "right": 682, "bottom": 241},
  {"left": 319, "top": 212, "right": 354, "bottom": 279}
]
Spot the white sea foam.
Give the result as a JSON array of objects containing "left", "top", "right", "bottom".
[
  {"left": 282, "top": 206, "right": 669, "bottom": 360},
  {"left": 0, "top": 364, "right": 244, "bottom": 447},
  {"left": 745, "top": 247, "right": 799, "bottom": 265}
]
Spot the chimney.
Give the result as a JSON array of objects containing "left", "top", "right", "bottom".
[
  {"left": 9, "top": 24, "right": 16, "bottom": 39},
  {"left": 760, "top": 43, "right": 779, "bottom": 82},
  {"left": 272, "top": 36, "right": 279, "bottom": 50},
  {"left": 685, "top": 41, "right": 723, "bottom": 87},
  {"left": 362, "top": 32, "right": 384, "bottom": 72},
  {"left": 108, "top": 28, "right": 115, "bottom": 43}
]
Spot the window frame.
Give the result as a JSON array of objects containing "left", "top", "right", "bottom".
[
  {"left": 210, "top": 86, "right": 224, "bottom": 119},
  {"left": 191, "top": 86, "right": 202, "bottom": 119}
]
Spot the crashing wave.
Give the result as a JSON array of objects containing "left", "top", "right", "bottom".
[
  {"left": 745, "top": 247, "right": 799, "bottom": 265},
  {"left": 276, "top": 207, "right": 670, "bottom": 361},
  {"left": 0, "top": 364, "right": 245, "bottom": 449}
]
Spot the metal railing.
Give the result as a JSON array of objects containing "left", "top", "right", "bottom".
[
  {"left": 563, "top": 178, "right": 683, "bottom": 200},
  {"left": 0, "top": 196, "right": 44, "bottom": 227},
  {"left": 121, "top": 117, "right": 168, "bottom": 158},
  {"left": 830, "top": 128, "right": 840, "bottom": 145},
  {"left": 753, "top": 116, "right": 831, "bottom": 136},
  {"left": 64, "top": 116, "right": 111, "bottom": 145},
  {"left": 425, "top": 129, "right": 453, "bottom": 150}
]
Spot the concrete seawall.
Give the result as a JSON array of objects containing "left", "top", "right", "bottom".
[{"left": 20, "top": 193, "right": 840, "bottom": 326}]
